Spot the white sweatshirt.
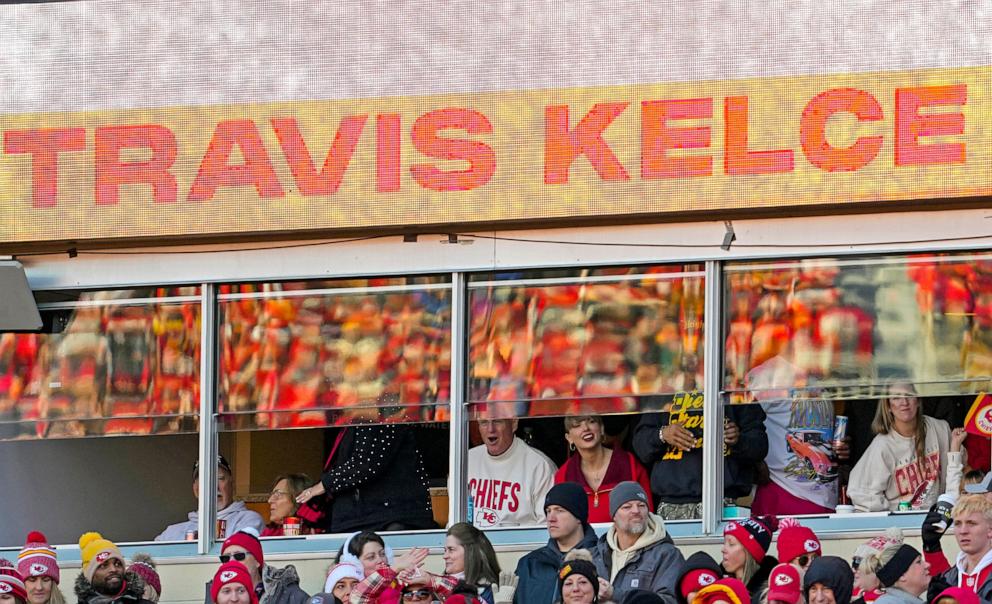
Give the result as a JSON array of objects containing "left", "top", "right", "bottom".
[
  {"left": 466, "top": 437, "right": 557, "bottom": 527},
  {"left": 848, "top": 416, "right": 962, "bottom": 512}
]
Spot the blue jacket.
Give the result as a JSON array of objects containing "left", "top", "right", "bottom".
[{"left": 513, "top": 525, "right": 599, "bottom": 604}]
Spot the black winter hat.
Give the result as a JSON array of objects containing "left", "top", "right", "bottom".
[
  {"left": 803, "top": 556, "right": 854, "bottom": 604},
  {"left": 545, "top": 482, "right": 589, "bottom": 524},
  {"left": 623, "top": 589, "right": 666, "bottom": 603},
  {"left": 558, "top": 550, "right": 600, "bottom": 603},
  {"left": 677, "top": 551, "right": 723, "bottom": 604}
]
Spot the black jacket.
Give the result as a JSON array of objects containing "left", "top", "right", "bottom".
[
  {"left": 633, "top": 403, "right": 767, "bottom": 504},
  {"left": 319, "top": 424, "right": 435, "bottom": 532},
  {"left": 75, "top": 571, "right": 156, "bottom": 604},
  {"left": 513, "top": 524, "right": 600, "bottom": 604},
  {"left": 730, "top": 556, "right": 778, "bottom": 604}
]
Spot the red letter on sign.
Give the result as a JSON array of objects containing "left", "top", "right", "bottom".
[
  {"left": 800, "top": 88, "right": 884, "bottom": 172},
  {"left": 410, "top": 108, "right": 495, "bottom": 191},
  {"left": 545, "top": 102, "right": 630, "bottom": 184},
  {"left": 4, "top": 128, "right": 86, "bottom": 208},
  {"left": 271, "top": 115, "right": 368, "bottom": 196},
  {"left": 188, "top": 119, "right": 284, "bottom": 202},
  {"left": 377, "top": 114, "right": 402, "bottom": 193},
  {"left": 895, "top": 85, "right": 967, "bottom": 166},
  {"left": 94, "top": 125, "right": 178, "bottom": 205},
  {"left": 725, "top": 96, "right": 794, "bottom": 175},
  {"left": 642, "top": 98, "right": 713, "bottom": 179}
]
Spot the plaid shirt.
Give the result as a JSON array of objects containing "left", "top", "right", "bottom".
[{"left": 350, "top": 563, "right": 460, "bottom": 603}]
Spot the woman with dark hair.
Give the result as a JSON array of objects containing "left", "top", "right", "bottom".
[
  {"left": 344, "top": 531, "right": 428, "bottom": 604},
  {"left": 262, "top": 473, "right": 315, "bottom": 537},
  {"left": 557, "top": 415, "right": 653, "bottom": 523},
  {"left": 849, "top": 382, "right": 965, "bottom": 512},
  {"left": 440, "top": 523, "right": 500, "bottom": 603}
]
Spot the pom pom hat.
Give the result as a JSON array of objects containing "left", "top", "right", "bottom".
[
  {"left": 723, "top": 518, "right": 773, "bottom": 564},
  {"left": 211, "top": 561, "right": 258, "bottom": 604},
  {"left": 0, "top": 562, "right": 28, "bottom": 603},
  {"left": 78, "top": 532, "right": 125, "bottom": 582},
  {"left": 128, "top": 553, "right": 161, "bottom": 598},
  {"left": 776, "top": 518, "right": 821, "bottom": 564},
  {"left": 17, "top": 531, "right": 59, "bottom": 584}
]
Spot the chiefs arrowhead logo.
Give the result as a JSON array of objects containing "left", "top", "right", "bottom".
[
  {"left": 30, "top": 563, "right": 48, "bottom": 576},
  {"left": 0, "top": 584, "right": 11, "bottom": 593},
  {"left": 804, "top": 539, "right": 820, "bottom": 552},
  {"left": 698, "top": 574, "right": 716, "bottom": 587},
  {"left": 220, "top": 570, "right": 238, "bottom": 583},
  {"left": 95, "top": 552, "right": 111, "bottom": 563},
  {"left": 775, "top": 574, "right": 794, "bottom": 586},
  {"left": 726, "top": 522, "right": 738, "bottom": 531}
]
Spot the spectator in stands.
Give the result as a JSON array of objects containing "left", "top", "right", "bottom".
[
  {"left": 926, "top": 495, "right": 992, "bottom": 603},
  {"left": 558, "top": 549, "right": 601, "bottom": 604},
  {"left": 626, "top": 591, "right": 667, "bottom": 604},
  {"left": 721, "top": 518, "right": 778, "bottom": 602},
  {"left": 932, "top": 587, "right": 981, "bottom": 604},
  {"left": 205, "top": 529, "right": 309, "bottom": 604},
  {"left": 262, "top": 474, "right": 315, "bottom": 536},
  {"left": 776, "top": 519, "right": 821, "bottom": 578},
  {"left": 211, "top": 561, "right": 258, "bottom": 604},
  {"left": 512, "top": 483, "right": 599, "bottom": 604},
  {"left": 348, "top": 545, "right": 443, "bottom": 604},
  {"left": 467, "top": 416, "right": 557, "bottom": 527},
  {"left": 295, "top": 425, "right": 435, "bottom": 532},
  {"left": 850, "top": 529, "right": 904, "bottom": 604},
  {"left": 17, "top": 532, "right": 65, "bottom": 604},
  {"left": 74, "top": 533, "right": 156, "bottom": 604},
  {"left": 803, "top": 557, "right": 854, "bottom": 604},
  {"left": 156, "top": 455, "right": 265, "bottom": 541},
  {"left": 766, "top": 564, "right": 802, "bottom": 604},
  {"left": 849, "top": 383, "right": 966, "bottom": 512},
  {"left": 0, "top": 563, "right": 27, "bottom": 604},
  {"left": 127, "top": 554, "right": 161, "bottom": 603},
  {"left": 634, "top": 395, "right": 766, "bottom": 520},
  {"left": 310, "top": 563, "right": 362, "bottom": 604},
  {"left": 591, "top": 482, "right": 684, "bottom": 604},
  {"left": 676, "top": 552, "right": 722, "bottom": 604},
  {"left": 441, "top": 523, "right": 501, "bottom": 603},
  {"left": 556, "top": 415, "right": 653, "bottom": 523},
  {"left": 871, "top": 544, "right": 930, "bottom": 604}
]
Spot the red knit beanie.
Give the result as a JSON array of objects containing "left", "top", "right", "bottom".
[
  {"left": 221, "top": 530, "right": 264, "bottom": 567},
  {"left": 776, "top": 518, "right": 821, "bottom": 564},
  {"left": 724, "top": 518, "right": 773, "bottom": 563},
  {"left": 0, "top": 561, "right": 28, "bottom": 603},
  {"left": 17, "top": 532, "right": 59, "bottom": 585},
  {"left": 211, "top": 562, "right": 258, "bottom": 604}
]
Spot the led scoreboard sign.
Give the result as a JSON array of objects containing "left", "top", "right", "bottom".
[{"left": 0, "top": 66, "right": 989, "bottom": 247}]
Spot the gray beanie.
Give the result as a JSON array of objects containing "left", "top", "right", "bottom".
[{"left": 610, "top": 481, "right": 649, "bottom": 518}]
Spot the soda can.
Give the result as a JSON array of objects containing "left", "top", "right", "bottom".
[
  {"left": 185, "top": 530, "right": 197, "bottom": 541},
  {"left": 216, "top": 518, "right": 227, "bottom": 539},
  {"left": 898, "top": 501, "right": 911, "bottom": 512},
  {"left": 833, "top": 415, "right": 849, "bottom": 448}
]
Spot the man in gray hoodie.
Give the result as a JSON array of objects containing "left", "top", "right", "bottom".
[
  {"left": 156, "top": 455, "right": 264, "bottom": 541},
  {"left": 592, "top": 482, "right": 685, "bottom": 604}
]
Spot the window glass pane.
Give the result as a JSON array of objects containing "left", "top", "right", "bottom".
[
  {"left": 468, "top": 264, "right": 704, "bottom": 418},
  {"left": 465, "top": 265, "right": 706, "bottom": 524},
  {"left": 724, "top": 252, "right": 992, "bottom": 400},
  {"left": 0, "top": 288, "right": 200, "bottom": 439},
  {"left": 723, "top": 252, "right": 992, "bottom": 520},
  {"left": 217, "top": 276, "right": 451, "bottom": 429}
]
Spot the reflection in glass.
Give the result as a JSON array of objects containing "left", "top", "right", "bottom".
[
  {"left": 218, "top": 278, "right": 451, "bottom": 429},
  {"left": 0, "top": 288, "right": 200, "bottom": 440},
  {"left": 468, "top": 265, "right": 704, "bottom": 418},
  {"left": 724, "top": 253, "right": 992, "bottom": 401}
]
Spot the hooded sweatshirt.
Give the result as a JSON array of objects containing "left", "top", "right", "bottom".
[
  {"left": 155, "top": 500, "right": 265, "bottom": 541},
  {"left": 75, "top": 571, "right": 157, "bottom": 604},
  {"left": 592, "top": 513, "right": 685, "bottom": 604},
  {"left": 953, "top": 549, "right": 992, "bottom": 593},
  {"left": 804, "top": 556, "right": 855, "bottom": 604}
]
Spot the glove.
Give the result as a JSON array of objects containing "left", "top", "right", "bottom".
[{"left": 921, "top": 501, "right": 952, "bottom": 553}]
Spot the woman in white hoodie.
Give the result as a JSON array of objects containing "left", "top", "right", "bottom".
[{"left": 848, "top": 382, "right": 966, "bottom": 512}]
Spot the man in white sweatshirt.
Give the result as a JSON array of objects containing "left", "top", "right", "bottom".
[
  {"left": 467, "top": 416, "right": 556, "bottom": 527},
  {"left": 929, "top": 494, "right": 992, "bottom": 604},
  {"left": 155, "top": 455, "right": 264, "bottom": 541}
]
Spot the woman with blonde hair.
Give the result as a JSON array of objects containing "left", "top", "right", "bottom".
[
  {"left": 865, "top": 543, "right": 930, "bottom": 604},
  {"left": 850, "top": 528, "right": 903, "bottom": 604},
  {"left": 848, "top": 382, "right": 965, "bottom": 512},
  {"left": 17, "top": 533, "right": 66, "bottom": 604}
]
